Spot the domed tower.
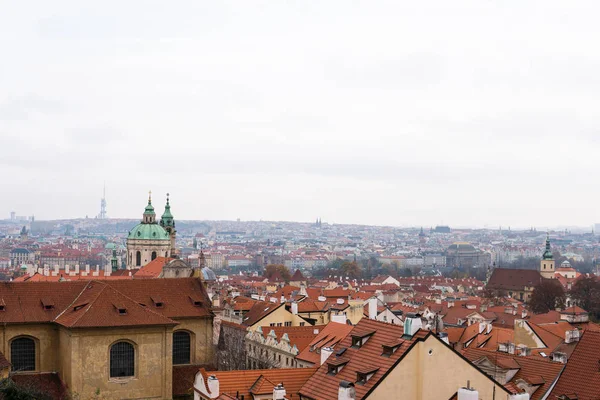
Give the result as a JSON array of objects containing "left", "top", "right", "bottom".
[
  {"left": 160, "top": 193, "right": 177, "bottom": 258},
  {"left": 540, "top": 233, "right": 555, "bottom": 279},
  {"left": 126, "top": 192, "right": 171, "bottom": 269}
]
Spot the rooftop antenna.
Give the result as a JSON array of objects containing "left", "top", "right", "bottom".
[{"left": 99, "top": 182, "right": 107, "bottom": 219}]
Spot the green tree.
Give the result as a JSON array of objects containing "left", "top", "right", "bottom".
[
  {"left": 569, "top": 276, "right": 600, "bottom": 321},
  {"left": 529, "top": 280, "right": 565, "bottom": 314},
  {"left": 340, "top": 261, "right": 362, "bottom": 279},
  {"left": 263, "top": 264, "right": 291, "bottom": 282}
]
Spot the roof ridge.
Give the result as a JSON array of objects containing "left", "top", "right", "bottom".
[{"left": 54, "top": 281, "right": 107, "bottom": 327}]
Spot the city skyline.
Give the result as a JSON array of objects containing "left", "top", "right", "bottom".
[{"left": 2, "top": 1, "right": 600, "bottom": 227}]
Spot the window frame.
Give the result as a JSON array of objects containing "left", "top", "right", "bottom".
[
  {"left": 173, "top": 330, "right": 192, "bottom": 365},
  {"left": 10, "top": 336, "right": 37, "bottom": 373},
  {"left": 109, "top": 340, "right": 136, "bottom": 380}
]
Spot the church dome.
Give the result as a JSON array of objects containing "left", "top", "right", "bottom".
[
  {"left": 201, "top": 267, "right": 217, "bottom": 281},
  {"left": 127, "top": 223, "right": 169, "bottom": 241}
]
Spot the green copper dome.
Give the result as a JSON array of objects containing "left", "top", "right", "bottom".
[{"left": 127, "top": 223, "right": 169, "bottom": 240}]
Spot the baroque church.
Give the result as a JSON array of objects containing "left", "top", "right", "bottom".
[
  {"left": 126, "top": 192, "right": 177, "bottom": 268},
  {"left": 486, "top": 234, "right": 557, "bottom": 302}
]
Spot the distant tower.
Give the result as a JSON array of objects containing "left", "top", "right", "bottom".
[
  {"left": 99, "top": 183, "right": 107, "bottom": 219},
  {"left": 111, "top": 248, "right": 119, "bottom": 272},
  {"left": 160, "top": 193, "right": 177, "bottom": 258},
  {"left": 540, "top": 233, "right": 555, "bottom": 279}
]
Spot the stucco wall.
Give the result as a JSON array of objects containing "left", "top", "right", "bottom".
[
  {"left": 371, "top": 335, "right": 509, "bottom": 400},
  {"left": 62, "top": 326, "right": 173, "bottom": 400},
  {"left": 0, "top": 324, "right": 60, "bottom": 373}
]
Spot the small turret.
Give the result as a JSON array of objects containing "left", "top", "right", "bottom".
[
  {"left": 111, "top": 248, "right": 118, "bottom": 272},
  {"left": 540, "top": 233, "right": 555, "bottom": 279},
  {"left": 143, "top": 191, "right": 156, "bottom": 224}
]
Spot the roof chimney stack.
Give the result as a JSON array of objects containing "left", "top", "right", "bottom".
[
  {"left": 207, "top": 375, "right": 219, "bottom": 398},
  {"left": 321, "top": 346, "right": 334, "bottom": 366},
  {"left": 368, "top": 297, "right": 378, "bottom": 320},
  {"left": 273, "top": 383, "right": 286, "bottom": 400},
  {"left": 458, "top": 382, "right": 478, "bottom": 400},
  {"left": 403, "top": 313, "right": 422, "bottom": 338},
  {"left": 338, "top": 381, "right": 356, "bottom": 400},
  {"left": 291, "top": 301, "right": 298, "bottom": 315}
]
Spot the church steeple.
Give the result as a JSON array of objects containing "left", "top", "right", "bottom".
[
  {"left": 160, "top": 193, "right": 174, "bottom": 228},
  {"left": 540, "top": 233, "right": 555, "bottom": 279},
  {"left": 111, "top": 248, "right": 119, "bottom": 272},
  {"left": 143, "top": 190, "right": 156, "bottom": 223}
]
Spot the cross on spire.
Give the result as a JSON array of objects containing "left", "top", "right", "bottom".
[{"left": 148, "top": 190, "right": 152, "bottom": 204}]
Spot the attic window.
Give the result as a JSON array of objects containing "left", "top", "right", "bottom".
[
  {"left": 381, "top": 342, "right": 403, "bottom": 357},
  {"left": 356, "top": 367, "right": 379, "bottom": 385},
  {"left": 113, "top": 303, "right": 127, "bottom": 315},
  {"left": 41, "top": 298, "right": 54, "bottom": 310},
  {"left": 73, "top": 303, "right": 88, "bottom": 312},
  {"left": 327, "top": 358, "right": 349, "bottom": 375},
  {"left": 189, "top": 295, "right": 202, "bottom": 307},
  {"left": 151, "top": 296, "right": 164, "bottom": 308},
  {"left": 351, "top": 330, "right": 375, "bottom": 349}
]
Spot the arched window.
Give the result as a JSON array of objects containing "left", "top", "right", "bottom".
[
  {"left": 110, "top": 342, "right": 135, "bottom": 378},
  {"left": 151, "top": 251, "right": 157, "bottom": 261},
  {"left": 11, "top": 337, "right": 36, "bottom": 372},
  {"left": 135, "top": 251, "right": 141, "bottom": 266},
  {"left": 173, "top": 331, "right": 191, "bottom": 365}
]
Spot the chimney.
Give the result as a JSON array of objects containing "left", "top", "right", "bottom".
[
  {"left": 75, "top": 264, "right": 80, "bottom": 274},
  {"left": 53, "top": 264, "right": 59, "bottom": 275},
  {"left": 270, "top": 297, "right": 277, "bottom": 303},
  {"left": 321, "top": 346, "right": 334, "bottom": 366},
  {"left": 565, "top": 329, "right": 580, "bottom": 344},
  {"left": 291, "top": 301, "right": 298, "bottom": 315},
  {"left": 280, "top": 295, "right": 286, "bottom": 303},
  {"left": 368, "top": 298, "right": 378, "bottom": 320},
  {"left": 65, "top": 264, "right": 70, "bottom": 274},
  {"left": 403, "top": 313, "right": 422, "bottom": 338},
  {"left": 457, "top": 385, "right": 479, "bottom": 400},
  {"left": 521, "top": 310, "right": 527, "bottom": 319},
  {"left": 439, "top": 332, "right": 449, "bottom": 345},
  {"left": 85, "top": 264, "right": 90, "bottom": 274},
  {"left": 273, "top": 383, "right": 286, "bottom": 400},
  {"left": 318, "top": 296, "right": 326, "bottom": 302},
  {"left": 207, "top": 375, "right": 219, "bottom": 398},
  {"left": 338, "top": 381, "right": 356, "bottom": 400}
]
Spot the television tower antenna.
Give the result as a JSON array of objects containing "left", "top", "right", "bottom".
[{"left": 99, "top": 182, "right": 107, "bottom": 219}]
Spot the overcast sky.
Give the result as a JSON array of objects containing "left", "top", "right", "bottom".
[{"left": 1, "top": 1, "right": 599, "bottom": 228}]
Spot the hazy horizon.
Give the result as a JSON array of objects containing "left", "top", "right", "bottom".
[{"left": 2, "top": 1, "right": 600, "bottom": 227}]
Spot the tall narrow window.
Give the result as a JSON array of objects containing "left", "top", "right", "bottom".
[
  {"left": 173, "top": 331, "right": 191, "bottom": 365},
  {"left": 136, "top": 251, "right": 141, "bottom": 266},
  {"left": 110, "top": 342, "right": 135, "bottom": 378},
  {"left": 151, "top": 251, "right": 157, "bottom": 261},
  {"left": 11, "top": 337, "right": 35, "bottom": 372}
]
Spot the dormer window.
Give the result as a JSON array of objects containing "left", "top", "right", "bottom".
[
  {"left": 381, "top": 341, "right": 403, "bottom": 357},
  {"left": 151, "top": 296, "right": 164, "bottom": 308},
  {"left": 189, "top": 295, "right": 202, "bottom": 307},
  {"left": 327, "top": 358, "right": 349, "bottom": 375},
  {"left": 114, "top": 303, "right": 127, "bottom": 315},
  {"left": 356, "top": 367, "right": 379, "bottom": 385},
  {"left": 73, "top": 302, "right": 88, "bottom": 312},
  {"left": 41, "top": 297, "right": 54, "bottom": 311},
  {"left": 0, "top": 298, "right": 5, "bottom": 311},
  {"left": 351, "top": 330, "right": 375, "bottom": 349}
]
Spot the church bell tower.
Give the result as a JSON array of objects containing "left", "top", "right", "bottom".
[{"left": 540, "top": 233, "right": 555, "bottom": 279}]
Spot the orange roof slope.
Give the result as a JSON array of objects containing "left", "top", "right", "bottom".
[
  {"left": 134, "top": 257, "right": 173, "bottom": 278},
  {"left": 299, "top": 318, "right": 429, "bottom": 400},
  {"left": 209, "top": 367, "right": 317, "bottom": 399},
  {"left": 549, "top": 330, "right": 600, "bottom": 400},
  {"left": 463, "top": 348, "right": 564, "bottom": 400},
  {"left": 296, "top": 321, "right": 354, "bottom": 366}
]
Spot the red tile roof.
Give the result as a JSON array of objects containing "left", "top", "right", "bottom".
[
  {"left": 134, "top": 257, "right": 173, "bottom": 278},
  {"left": 204, "top": 367, "right": 317, "bottom": 399},
  {"left": 299, "top": 318, "right": 429, "bottom": 399},
  {"left": 549, "top": 330, "right": 600, "bottom": 400},
  {"left": 259, "top": 325, "right": 324, "bottom": 353},
  {"left": 463, "top": 348, "right": 564, "bottom": 400}
]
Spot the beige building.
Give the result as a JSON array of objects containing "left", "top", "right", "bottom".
[{"left": 0, "top": 278, "right": 214, "bottom": 399}]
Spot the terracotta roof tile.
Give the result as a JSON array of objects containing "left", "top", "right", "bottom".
[{"left": 550, "top": 330, "right": 600, "bottom": 400}]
